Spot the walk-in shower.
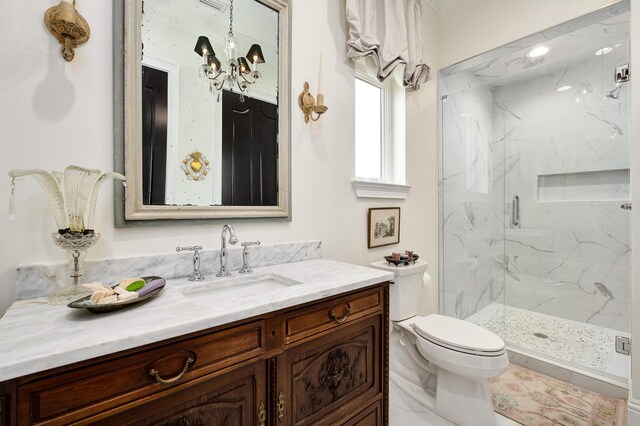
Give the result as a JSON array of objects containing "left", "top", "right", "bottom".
[{"left": 439, "top": 1, "right": 631, "bottom": 383}]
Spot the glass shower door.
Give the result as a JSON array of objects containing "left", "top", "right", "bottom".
[
  {"left": 439, "top": 83, "right": 506, "bottom": 325},
  {"left": 500, "top": 38, "right": 631, "bottom": 379},
  {"left": 439, "top": 4, "right": 631, "bottom": 382}
]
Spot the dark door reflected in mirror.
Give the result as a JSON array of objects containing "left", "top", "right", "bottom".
[
  {"left": 221, "top": 90, "right": 278, "bottom": 206},
  {"left": 142, "top": 65, "right": 168, "bottom": 205}
]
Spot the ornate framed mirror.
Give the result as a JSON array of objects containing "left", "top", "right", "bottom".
[{"left": 113, "top": 0, "right": 290, "bottom": 226}]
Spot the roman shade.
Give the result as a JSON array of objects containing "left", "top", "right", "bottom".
[{"left": 346, "top": 0, "right": 431, "bottom": 89}]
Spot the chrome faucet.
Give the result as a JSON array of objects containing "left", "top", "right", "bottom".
[{"left": 217, "top": 224, "right": 239, "bottom": 277}]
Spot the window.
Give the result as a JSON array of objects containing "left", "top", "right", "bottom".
[
  {"left": 353, "top": 65, "right": 409, "bottom": 198},
  {"left": 355, "top": 76, "right": 384, "bottom": 180}
]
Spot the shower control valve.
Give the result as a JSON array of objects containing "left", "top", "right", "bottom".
[{"left": 615, "top": 64, "right": 630, "bottom": 83}]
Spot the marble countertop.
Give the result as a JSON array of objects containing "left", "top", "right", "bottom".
[{"left": 0, "top": 259, "right": 393, "bottom": 382}]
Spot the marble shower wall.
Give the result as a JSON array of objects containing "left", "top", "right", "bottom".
[
  {"left": 441, "top": 13, "right": 630, "bottom": 332},
  {"left": 441, "top": 78, "right": 505, "bottom": 319},
  {"left": 495, "top": 50, "right": 630, "bottom": 332}
]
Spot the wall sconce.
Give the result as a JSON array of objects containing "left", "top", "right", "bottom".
[
  {"left": 44, "top": 0, "right": 90, "bottom": 62},
  {"left": 298, "top": 82, "right": 328, "bottom": 123}
]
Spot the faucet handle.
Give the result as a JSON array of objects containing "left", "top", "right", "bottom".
[
  {"left": 176, "top": 245, "right": 205, "bottom": 281},
  {"left": 241, "top": 241, "right": 261, "bottom": 247},
  {"left": 176, "top": 245, "right": 202, "bottom": 254},
  {"left": 239, "top": 241, "right": 261, "bottom": 274}
]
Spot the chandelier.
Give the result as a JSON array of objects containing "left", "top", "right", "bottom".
[{"left": 193, "top": 0, "right": 265, "bottom": 101}]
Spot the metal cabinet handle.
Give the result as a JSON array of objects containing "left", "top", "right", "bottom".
[
  {"left": 329, "top": 303, "right": 351, "bottom": 324},
  {"left": 149, "top": 357, "right": 194, "bottom": 385},
  {"left": 278, "top": 391, "right": 286, "bottom": 420},
  {"left": 258, "top": 401, "right": 266, "bottom": 426}
]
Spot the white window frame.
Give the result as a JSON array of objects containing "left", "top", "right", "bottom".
[{"left": 353, "top": 63, "right": 410, "bottom": 199}]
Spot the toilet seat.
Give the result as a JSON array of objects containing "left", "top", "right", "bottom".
[{"left": 412, "top": 314, "right": 505, "bottom": 356}]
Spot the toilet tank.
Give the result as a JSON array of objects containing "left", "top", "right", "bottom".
[{"left": 370, "top": 260, "right": 429, "bottom": 321}]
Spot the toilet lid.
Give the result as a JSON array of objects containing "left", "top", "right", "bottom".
[{"left": 412, "top": 314, "right": 505, "bottom": 355}]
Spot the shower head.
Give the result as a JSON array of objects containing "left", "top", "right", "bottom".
[{"left": 605, "top": 85, "right": 622, "bottom": 99}]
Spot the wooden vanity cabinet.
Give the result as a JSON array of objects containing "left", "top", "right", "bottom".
[
  {"left": 5, "top": 282, "right": 389, "bottom": 425},
  {"left": 0, "top": 380, "right": 16, "bottom": 426}
]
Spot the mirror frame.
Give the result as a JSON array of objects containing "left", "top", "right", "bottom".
[{"left": 113, "top": 0, "right": 291, "bottom": 227}]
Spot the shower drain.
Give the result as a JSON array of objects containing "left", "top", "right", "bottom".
[{"left": 533, "top": 332, "right": 549, "bottom": 339}]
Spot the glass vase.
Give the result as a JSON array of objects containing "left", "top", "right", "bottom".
[{"left": 48, "top": 231, "right": 101, "bottom": 305}]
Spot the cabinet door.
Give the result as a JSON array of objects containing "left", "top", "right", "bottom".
[
  {"left": 88, "top": 361, "right": 267, "bottom": 426},
  {"left": 276, "top": 315, "right": 382, "bottom": 426}
]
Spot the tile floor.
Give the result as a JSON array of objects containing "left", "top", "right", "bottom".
[
  {"left": 389, "top": 380, "right": 520, "bottom": 425},
  {"left": 466, "top": 303, "right": 630, "bottom": 381},
  {"left": 389, "top": 305, "right": 630, "bottom": 425}
]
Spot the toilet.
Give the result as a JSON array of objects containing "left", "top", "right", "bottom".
[{"left": 370, "top": 260, "right": 508, "bottom": 426}]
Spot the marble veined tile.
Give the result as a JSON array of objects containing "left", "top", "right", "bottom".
[
  {"left": 389, "top": 371, "right": 521, "bottom": 425},
  {"left": 442, "top": 10, "right": 630, "bottom": 352},
  {"left": 553, "top": 230, "right": 629, "bottom": 266},
  {"left": 16, "top": 241, "right": 322, "bottom": 300},
  {"left": 595, "top": 202, "right": 631, "bottom": 234},
  {"left": 504, "top": 282, "right": 556, "bottom": 315},
  {"left": 522, "top": 202, "right": 595, "bottom": 232},
  {"left": 504, "top": 228, "right": 555, "bottom": 257}
]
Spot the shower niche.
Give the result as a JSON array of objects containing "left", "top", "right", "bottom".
[
  {"left": 439, "top": 1, "right": 631, "bottom": 383},
  {"left": 537, "top": 168, "right": 630, "bottom": 202}
]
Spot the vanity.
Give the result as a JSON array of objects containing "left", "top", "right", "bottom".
[{"left": 0, "top": 259, "right": 392, "bottom": 425}]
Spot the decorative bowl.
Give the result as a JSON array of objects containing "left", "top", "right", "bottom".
[
  {"left": 67, "top": 276, "right": 165, "bottom": 313},
  {"left": 384, "top": 254, "right": 419, "bottom": 266}
]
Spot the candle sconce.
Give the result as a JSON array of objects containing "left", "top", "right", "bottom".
[
  {"left": 298, "top": 81, "right": 328, "bottom": 123},
  {"left": 44, "top": 0, "right": 90, "bottom": 61}
]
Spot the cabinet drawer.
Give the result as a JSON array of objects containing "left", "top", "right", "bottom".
[
  {"left": 282, "top": 286, "right": 383, "bottom": 345},
  {"left": 17, "top": 320, "right": 265, "bottom": 425},
  {"left": 86, "top": 361, "right": 267, "bottom": 426}
]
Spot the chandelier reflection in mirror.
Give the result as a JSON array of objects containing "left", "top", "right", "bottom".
[{"left": 194, "top": 0, "right": 265, "bottom": 102}]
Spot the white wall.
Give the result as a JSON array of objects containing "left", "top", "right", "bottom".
[
  {"left": 437, "top": 0, "right": 616, "bottom": 69},
  {"left": 0, "top": 1, "right": 439, "bottom": 313}
]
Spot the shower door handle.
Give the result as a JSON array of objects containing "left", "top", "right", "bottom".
[{"left": 511, "top": 195, "right": 520, "bottom": 228}]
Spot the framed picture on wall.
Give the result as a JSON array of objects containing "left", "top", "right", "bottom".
[{"left": 368, "top": 207, "right": 400, "bottom": 248}]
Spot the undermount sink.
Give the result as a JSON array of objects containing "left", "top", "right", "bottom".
[{"left": 178, "top": 273, "right": 302, "bottom": 304}]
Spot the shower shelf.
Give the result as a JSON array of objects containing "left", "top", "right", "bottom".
[{"left": 537, "top": 168, "right": 629, "bottom": 202}]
